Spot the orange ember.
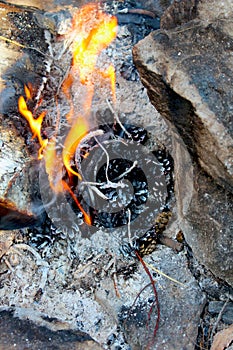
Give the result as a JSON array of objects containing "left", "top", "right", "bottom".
[{"left": 18, "top": 3, "right": 117, "bottom": 225}]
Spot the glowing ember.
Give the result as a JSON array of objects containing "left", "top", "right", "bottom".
[{"left": 18, "top": 3, "right": 117, "bottom": 225}]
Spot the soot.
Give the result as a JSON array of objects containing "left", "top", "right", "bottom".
[{"left": 67, "top": 124, "right": 174, "bottom": 230}]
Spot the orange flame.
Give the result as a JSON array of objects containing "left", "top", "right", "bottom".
[
  {"left": 62, "top": 115, "right": 88, "bottom": 180},
  {"left": 62, "top": 180, "right": 92, "bottom": 225},
  {"left": 43, "top": 138, "right": 64, "bottom": 193},
  {"left": 61, "top": 3, "right": 117, "bottom": 181},
  {"left": 71, "top": 4, "right": 117, "bottom": 85},
  {"left": 18, "top": 4, "right": 117, "bottom": 225},
  {"left": 24, "top": 83, "right": 32, "bottom": 100},
  {"left": 18, "top": 89, "right": 48, "bottom": 159},
  {"left": 101, "top": 64, "right": 116, "bottom": 103}
]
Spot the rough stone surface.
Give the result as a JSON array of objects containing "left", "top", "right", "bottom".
[
  {"left": 172, "top": 135, "right": 233, "bottom": 287},
  {"left": 0, "top": 309, "right": 102, "bottom": 350},
  {"left": 133, "top": 0, "right": 233, "bottom": 286},
  {"left": 0, "top": 237, "right": 205, "bottom": 350},
  {"left": 134, "top": 6, "right": 233, "bottom": 189},
  {"left": 0, "top": 115, "right": 45, "bottom": 229},
  {"left": 117, "top": 247, "right": 206, "bottom": 350},
  {"left": 0, "top": 2, "right": 225, "bottom": 350}
]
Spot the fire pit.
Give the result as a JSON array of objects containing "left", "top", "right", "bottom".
[{"left": 0, "top": 1, "right": 211, "bottom": 350}]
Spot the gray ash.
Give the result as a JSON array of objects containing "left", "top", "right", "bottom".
[
  {"left": 66, "top": 124, "right": 174, "bottom": 231},
  {"left": 27, "top": 215, "right": 64, "bottom": 251},
  {"left": 120, "top": 58, "right": 139, "bottom": 82},
  {"left": 153, "top": 148, "right": 174, "bottom": 206},
  {"left": 8, "top": 11, "right": 47, "bottom": 53},
  {"left": 118, "top": 298, "right": 155, "bottom": 327}
]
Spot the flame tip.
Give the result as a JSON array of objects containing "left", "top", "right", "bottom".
[{"left": 18, "top": 4, "right": 117, "bottom": 226}]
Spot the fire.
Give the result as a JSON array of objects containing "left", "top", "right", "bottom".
[
  {"left": 101, "top": 64, "right": 116, "bottom": 104},
  {"left": 18, "top": 90, "right": 48, "bottom": 159},
  {"left": 62, "top": 115, "right": 88, "bottom": 180},
  {"left": 61, "top": 3, "right": 117, "bottom": 182},
  {"left": 43, "top": 138, "right": 64, "bottom": 193},
  {"left": 71, "top": 3, "right": 117, "bottom": 85},
  {"left": 18, "top": 3, "right": 117, "bottom": 225}
]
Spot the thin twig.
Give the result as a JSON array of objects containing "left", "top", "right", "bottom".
[
  {"left": 38, "top": 266, "right": 49, "bottom": 290},
  {"left": 12, "top": 243, "right": 49, "bottom": 267},
  {"left": 135, "top": 251, "right": 160, "bottom": 348},
  {"left": 88, "top": 185, "right": 109, "bottom": 200},
  {"left": 106, "top": 98, "right": 132, "bottom": 138},
  {"left": 3, "top": 257, "right": 14, "bottom": 272},
  {"left": 145, "top": 261, "right": 185, "bottom": 287},
  {"left": 127, "top": 208, "right": 132, "bottom": 245},
  {"left": 113, "top": 160, "right": 138, "bottom": 182},
  {"left": 74, "top": 253, "right": 102, "bottom": 276},
  {"left": 210, "top": 297, "right": 230, "bottom": 344},
  {"left": 118, "top": 8, "right": 156, "bottom": 18},
  {"left": 75, "top": 129, "right": 104, "bottom": 171},
  {"left": 0, "top": 35, "right": 51, "bottom": 58},
  {"left": 94, "top": 135, "right": 111, "bottom": 183},
  {"left": 112, "top": 271, "right": 121, "bottom": 298}
]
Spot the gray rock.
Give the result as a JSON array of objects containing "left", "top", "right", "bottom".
[
  {"left": 161, "top": 0, "right": 198, "bottom": 29},
  {"left": 0, "top": 309, "right": 102, "bottom": 350},
  {"left": 133, "top": 0, "right": 233, "bottom": 286},
  {"left": 95, "top": 246, "right": 205, "bottom": 350}
]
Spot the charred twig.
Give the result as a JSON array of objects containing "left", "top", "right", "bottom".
[
  {"left": 157, "top": 234, "right": 184, "bottom": 253},
  {"left": 75, "top": 129, "right": 104, "bottom": 175},
  {"left": 112, "top": 271, "right": 121, "bottom": 297},
  {"left": 35, "top": 30, "right": 54, "bottom": 103},
  {"left": 118, "top": 8, "right": 156, "bottom": 18},
  {"left": 135, "top": 250, "right": 160, "bottom": 349},
  {"left": 94, "top": 133, "right": 111, "bottom": 183},
  {"left": 127, "top": 208, "right": 132, "bottom": 245},
  {"left": 12, "top": 243, "right": 49, "bottom": 267},
  {"left": 210, "top": 297, "right": 230, "bottom": 345},
  {"left": 112, "top": 257, "right": 121, "bottom": 298},
  {"left": 0, "top": 35, "right": 51, "bottom": 59}
]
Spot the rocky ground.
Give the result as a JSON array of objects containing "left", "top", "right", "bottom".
[{"left": 0, "top": 1, "right": 233, "bottom": 350}]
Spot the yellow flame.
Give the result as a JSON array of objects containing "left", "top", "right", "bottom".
[
  {"left": 18, "top": 93, "right": 48, "bottom": 159},
  {"left": 24, "top": 84, "right": 32, "bottom": 100},
  {"left": 71, "top": 4, "right": 117, "bottom": 84},
  {"left": 43, "top": 138, "right": 64, "bottom": 193},
  {"left": 18, "top": 4, "right": 118, "bottom": 226},
  {"left": 101, "top": 64, "right": 116, "bottom": 103},
  {"left": 61, "top": 3, "right": 117, "bottom": 181},
  {"left": 62, "top": 115, "right": 88, "bottom": 180}
]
